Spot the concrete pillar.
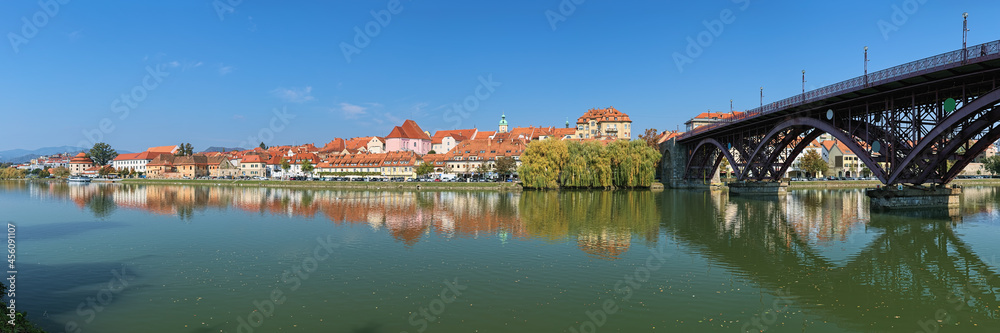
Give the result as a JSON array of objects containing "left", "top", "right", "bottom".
[{"left": 865, "top": 185, "right": 961, "bottom": 210}]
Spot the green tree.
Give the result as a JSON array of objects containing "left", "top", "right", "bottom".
[
  {"left": 89, "top": 142, "right": 118, "bottom": 165},
  {"left": 800, "top": 149, "right": 828, "bottom": 177},
  {"left": 638, "top": 128, "right": 660, "bottom": 149},
  {"left": 416, "top": 162, "right": 435, "bottom": 177},
  {"left": 495, "top": 156, "right": 517, "bottom": 181},
  {"left": 52, "top": 166, "right": 71, "bottom": 178},
  {"left": 519, "top": 138, "right": 569, "bottom": 189},
  {"left": 427, "top": 150, "right": 437, "bottom": 154},
  {"left": 474, "top": 163, "right": 491, "bottom": 180},
  {"left": 98, "top": 165, "right": 115, "bottom": 177},
  {"left": 280, "top": 158, "right": 291, "bottom": 174},
  {"left": 39, "top": 169, "right": 50, "bottom": 178},
  {"left": 981, "top": 155, "right": 1000, "bottom": 175},
  {"left": 719, "top": 157, "right": 731, "bottom": 179},
  {"left": 0, "top": 167, "right": 25, "bottom": 179},
  {"left": 300, "top": 159, "right": 314, "bottom": 177},
  {"left": 259, "top": 142, "right": 267, "bottom": 149},
  {"left": 176, "top": 143, "right": 195, "bottom": 156}
]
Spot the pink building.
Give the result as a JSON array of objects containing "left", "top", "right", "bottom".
[{"left": 385, "top": 120, "right": 432, "bottom": 154}]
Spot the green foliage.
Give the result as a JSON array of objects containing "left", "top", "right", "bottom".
[
  {"left": 300, "top": 160, "right": 314, "bottom": 175},
  {"left": 89, "top": 142, "right": 118, "bottom": 165},
  {"left": 175, "top": 143, "right": 195, "bottom": 156},
  {"left": 280, "top": 158, "right": 291, "bottom": 172},
  {"left": 416, "top": 162, "right": 435, "bottom": 176},
  {"left": 494, "top": 156, "right": 517, "bottom": 180},
  {"left": 52, "top": 166, "right": 71, "bottom": 178},
  {"left": 38, "top": 169, "right": 50, "bottom": 178},
  {"left": 0, "top": 168, "right": 25, "bottom": 180},
  {"left": 427, "top": 150, "right": 437, "bottom": 154},
  {"left": 519, "top": 139, "right": 661, "bottom": 189},
  {"left": 519, "top": 138, "right": 569, "bottom": 189},
  {"left": 800, "top": 149, "right": 828, "bottom": 177},
  {"left": 0, "top": 283, "right": 47, "bottom": 332},
  {"left": 982, "top": 155, "right": 1000, "bottom": 175},
  {"left": 259, "top": 142, "right": 267, "bottom": 149}
]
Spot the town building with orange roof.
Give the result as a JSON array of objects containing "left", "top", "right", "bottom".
[
  {"left": 385, "top": 120, "right": 432, "bottom": 154},
  {"left": 381, "top": 151, "right": 421, "bottom": 179},
  {"left": 442, "top": 136, "right": 529, "bottom": 177},
  {"left": 210, "top": 157, "right": 240, "bottom": 178},
  {"left": 146, "top": 145, "right": 179, "bottom": 154},
  {"left": 110, "top": 146, "right": 177, "bottom": 173},
  {"left": 576, "top": 106, "right": 633, "bottom": 139},
  {"left": 68, "top": 152, "right": 95, "bottom": 176},
  {"left": 239, "top": 154, "right": 268, "bottom": 177},
  {"left": 431, "top": 129, "right": 479, "bottom": 154},
  {"left": 684, "top": 111, "right": 745, "bottom": 132}
]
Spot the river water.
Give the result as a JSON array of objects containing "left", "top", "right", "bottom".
[{"left": 2, "top": 181, "right": 999, "bottom": 332}]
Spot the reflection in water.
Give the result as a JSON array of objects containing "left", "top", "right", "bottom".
[
  {"left": 11, "top": 181, "right": 1000, "bottom": 332},
  {"left": 661, "top": 189, "right": 1000, "bottom": 332},
  {"left": 21, "top": 182, "right": 662, "bottom": 258}
]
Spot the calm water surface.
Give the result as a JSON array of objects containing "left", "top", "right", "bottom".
[{"left": 2, "top": 181, "right": 999, "bottom": 332}]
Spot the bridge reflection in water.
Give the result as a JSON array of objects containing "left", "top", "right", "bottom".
[
  {"left": 662, "top": 188, "right": 1000, "bottom": 332},
  {"left": 12, "top": 181, "right": 1000, "bottom": 331}
]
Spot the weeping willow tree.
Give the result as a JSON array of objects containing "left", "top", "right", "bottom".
[
  {"left": 520, "top": 139, "right": 660, "bottom": 189},
  {"left": 519, "top": 138, "right": 569, "bottom": 189},
  {"left": 607, "top": 140, "right": 660, "bottom": 188}
]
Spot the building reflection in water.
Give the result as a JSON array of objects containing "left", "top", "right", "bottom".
[{"left": 23, "top": 183, "right": 662, "bottom": 258}]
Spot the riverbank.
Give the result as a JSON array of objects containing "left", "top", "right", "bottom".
[{"left": 119, "top": 179, "right": 524, "bottom": 191}]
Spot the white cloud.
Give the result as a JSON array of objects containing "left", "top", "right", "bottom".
[
  {"left": 270, "top": 86, "right": 314, "bottom": 103},
  {"left": 219, "top": 65, "right": 234, "bottom": 76},
  {"left": 384, "top": 112, "right": 403, "bottom": 125},
  {"left": 167, "top": 61, "right": 181, "bottom": 68},
  {"left": 339, "top": 103, "right": 368, "bottom": 119},
  {"left": 410, "top": 102, "right": 429, "bottom": 118}
]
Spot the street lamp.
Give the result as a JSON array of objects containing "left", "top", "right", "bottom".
[
  {"left": 760, "top": 87, "right": 763, "bottom": 107},
  {"left": 864, "top": 46, "right": 869, "bottom": 87},
  {"left": 963, "top": 12, "right": 969, "bottom": 64},
  {"left": 801, "top": 70, "right": 807, "bottom": 102}
]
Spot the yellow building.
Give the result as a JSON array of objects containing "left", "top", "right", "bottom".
[{"left": 575, "top": 106, "right": 632, "bottom": 139}]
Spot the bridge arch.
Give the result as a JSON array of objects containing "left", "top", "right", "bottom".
[
  {"left": 733, "top": 117, "right": 890, "bottom": 183},
  {"left": 888, "top": 88, "right": 1000, "bottom": 184},
  {"left": 683, "top": 138, "right": 740, "bottom": 181}
]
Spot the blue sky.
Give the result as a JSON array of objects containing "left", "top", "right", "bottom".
[{"left": 1, "top": 0, "right": 998, "bottom": 152}]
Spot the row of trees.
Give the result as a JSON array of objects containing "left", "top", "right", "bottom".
[{"left": 519, "top": 139, "right": 661, "bottom": 189}]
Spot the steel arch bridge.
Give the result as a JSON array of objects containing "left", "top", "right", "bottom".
[{"left": 676, "top": 40, "right": 1000, "bottom": 185}]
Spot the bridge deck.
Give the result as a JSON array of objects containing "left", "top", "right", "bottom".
[{"left": 679, "top": 40, "right": 1000, "bottom": 142}]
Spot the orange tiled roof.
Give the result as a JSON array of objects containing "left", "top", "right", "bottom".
[
  {"left": 147, "top": 145, "right": 179, "bottom": 154},
  {"left": 386, "top": 120, "right": 431, "bottom": 140},
  {"left": 577, "top": 106, "right": 632, "bottom": 124}
]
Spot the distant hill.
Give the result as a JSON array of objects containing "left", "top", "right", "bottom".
[
  {"left": 0, "top": 146, "right": 133, "bottom": 163},
  {"left": 202, "top": 146, "right": 244, "bottom": 153}
]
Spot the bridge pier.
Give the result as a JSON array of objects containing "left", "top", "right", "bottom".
[
  {"left": 865, "top": 185, "right": 961, "bottom": 210},
  {"left": 728, "top": 181, "right": 788, "bottom": 196}
]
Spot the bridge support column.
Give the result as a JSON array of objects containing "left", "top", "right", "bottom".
[
  {"left": 728, "top": 181, "right": 788, "bottom": 196},
  {"left": 865, "top": 185, "right": 961, "bottom": 210}
]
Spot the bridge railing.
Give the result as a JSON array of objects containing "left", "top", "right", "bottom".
[{"left": 679, "top": 40, "right": 1000, "bottom": 140}]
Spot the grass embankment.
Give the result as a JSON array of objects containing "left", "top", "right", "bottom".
[{"left": 119, "top": 179, "right": 522, "bottom": 191}]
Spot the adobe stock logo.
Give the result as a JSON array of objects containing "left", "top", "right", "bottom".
[
  {"left": 441, "top": 74, "right": 502, "bottom": 129},
  {"left": 7, "top": 0, "right": 71, "bottom": 54},
  {"left": 877, "top": 0, "right": 928, "bottom": 40},
  {"left": 672, "top": 0, "right": 750, "bottom": 73}
]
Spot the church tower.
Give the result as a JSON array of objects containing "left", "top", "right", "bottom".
[{"left": 498, "top": 113, "right": 509, "bottom": 133}]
